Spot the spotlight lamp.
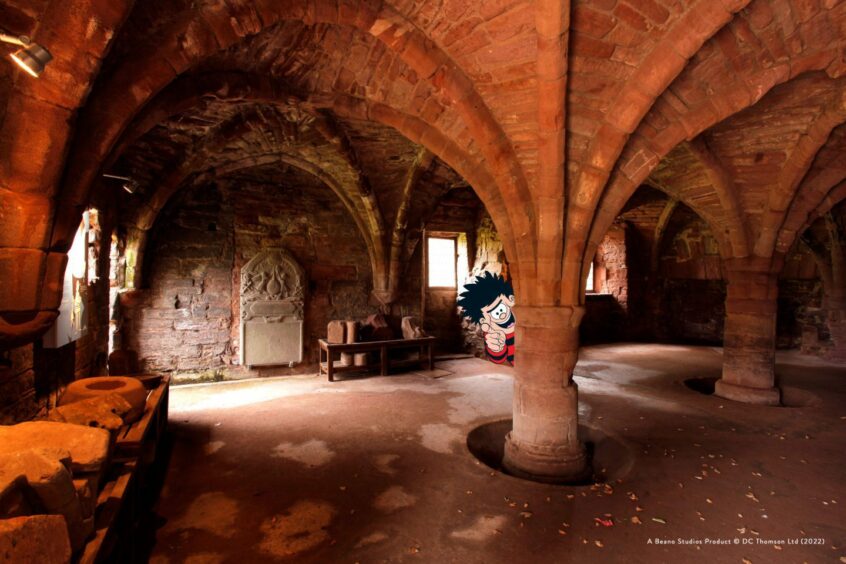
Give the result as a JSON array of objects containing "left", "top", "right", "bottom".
[
  {"left": 103, "top": 174, "right": 139, "bottom": 194},
  {"left": 0, "top": 30, "right": 52, "bottom": 77}
]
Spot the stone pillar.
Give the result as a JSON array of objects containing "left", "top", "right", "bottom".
[
  {"left": 824, "top": 295, "right": 846, "bottom": 362},
  {"left": 714, "top": 268, "right": 780, "bottom": 405},
  {"left": 824, "top": 220, "right": 846, "bottom": 362},
  {"left": 502, "top": 305, "right": 588, "bottom": 482}
]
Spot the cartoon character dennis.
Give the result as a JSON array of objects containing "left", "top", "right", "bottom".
[{"left": 457, "top": 272, "right": 515, "bottom": 365}]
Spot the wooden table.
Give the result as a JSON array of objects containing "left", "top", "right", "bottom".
[{"left": 318, "top": 337, "right": 437, "bottom": 381}]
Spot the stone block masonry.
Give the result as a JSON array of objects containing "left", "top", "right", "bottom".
[{"left": 125, "top": 166, "right": 374, "bottom": 379}]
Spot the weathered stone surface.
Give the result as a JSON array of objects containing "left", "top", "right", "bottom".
[
  {"left": 239, "top": 248, "right": 306, "bottom": 367},
  {"left": 0, "top": 422, "right": 111, "bottom": 474},
  {"left": 360, "top": 314, "right": 394, "bottom": 342},
  {"left": 401, "top": 316, "right": 426, "bottom": 339},
  {"left": 50, "top": 392, "right": 133, "bottom": 432},
  {"left": 122, "top": 173, "right": 374, "bottom": 375},
  {"left": 353, "top": 352, "right": 369, "bottom": 367},
  {"left": 0, "top": 449, "right": 75, "bottom": 512},
  {"left": 60, "top": 376, "right": 147, "bottom": 423},
  {"left": 73, "top": 478, "right": 95, "bottom": 519},
  {"left": 327, "top": 320, "right": 346, "bottom": 343},
  {"left": 0, "top": 473, "right": 34, "bottom": 518},
  {"left": 0, "top": 515, "right": 72, "bottom": 564},
  {"left": 503, "top": 305, "right": 588, "bottom": 483},
  {"left": 341, "top": 320, "right": 359, "bottom": 366},
  {"left": 0, "top": 449, "right": 91, "bottom": 550}
]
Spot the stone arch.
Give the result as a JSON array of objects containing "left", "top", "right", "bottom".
[
  {"left": 585, "top": 2, "right": 846, "bottom": 289},
  {"left": 51, "top": 0, "right": 532, "bottom": 278},
  {"left": 0, "top": 0, "right": 135, "bottom": 346},
  {"left": 127, "top": 152, "right": 381, "bottom": 294},
  {"left": 560, "top": 0, "right": 753, "bottom": 304},
  {"left": 100, "top": 72, "right": 516, "bottom": 297}
]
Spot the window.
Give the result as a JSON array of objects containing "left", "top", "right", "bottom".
[
  {"left": 585, "top": 261, "right": 595, "bottom": 293},
  {"left": 428, "top": 237, "right": 457, "bottom": 287},
  {"left": 44, "top": 210, "right": 99, "bottom": 347}
]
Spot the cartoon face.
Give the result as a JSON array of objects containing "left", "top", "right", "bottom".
[{"left": 480, "top": 293, "right": 516, "bottom": 331}]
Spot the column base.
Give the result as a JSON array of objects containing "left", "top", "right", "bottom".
[
  {"left": 502, "top": 431, "right": 589, "bottom": 483},
  {"left": 714, "top": 379, "right": 780, "bottom": 406}
]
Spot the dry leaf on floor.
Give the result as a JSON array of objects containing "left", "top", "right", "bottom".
[
  {"left": 595, "top": 540, "right": 603, "bottom": 547},
  {"left": 631, "top": 516, "right": 642, "bottom": 525},
  {"left": 594, "top": 517, "right": 614, "bottom": 527},
  {"left": 651, "top": 518, "right": 667, "bottom": 524}
]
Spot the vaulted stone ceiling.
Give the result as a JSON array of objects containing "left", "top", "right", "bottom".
[
  {"left": 111, "top": 94, "right": 468, "bottom": 297},
  {"left": 1, "top": 0, "right": 845, "bottom": 345}
]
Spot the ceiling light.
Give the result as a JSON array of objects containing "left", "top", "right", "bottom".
[
  {"left": 0, "top": 31, "right": 52, "bottom": 78},
  {"left": 103, "top": 174, "right": 139, "bottom": 194},
  {"left": 11, "top": 44, "right": 52, "bottom": 77}
]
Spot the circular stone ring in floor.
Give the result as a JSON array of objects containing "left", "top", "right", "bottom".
[{"left": 466, "top": 419, "right": 635, "bottom": 485}]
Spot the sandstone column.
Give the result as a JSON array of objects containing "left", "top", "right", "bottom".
[
  {"left": 825, "top": 295, "right": 846, "bottom": 362},
  {"left": 502, "top": 305, "right": 588, "bottom": 482},
  {"left": 824, "top": 215, "right": 846, "bottom": 362},
  {"left": 714, "top": 265, "right": 780, "bottom": 405}
]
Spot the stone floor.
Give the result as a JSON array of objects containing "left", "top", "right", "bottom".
[{"left": 145, "top": 344, "right": 846, "bottom": 563}]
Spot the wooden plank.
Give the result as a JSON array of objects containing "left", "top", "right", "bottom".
[
  {"left": 78, "top": 463, "right": 135, "bottom": 564},
  {"left": 380, "top": 346, "right": 388, "bottom": 376},
  {"left": 319, "top": 361, "right": 379, "bottom": 374},
  {"left": 318, "top": 337, "right": 436, "bottom": 353},
  {"left": 115, "top": 375, "right": 170, "bottom": 459}
]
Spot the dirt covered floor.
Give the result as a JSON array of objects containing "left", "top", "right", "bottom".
[{"left": 146, "top": 344, "right": 846, "bottom": 563}]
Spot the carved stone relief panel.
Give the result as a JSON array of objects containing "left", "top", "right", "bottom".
[{"left": 239, "top": 249, "right": 306, "bottom": 367}]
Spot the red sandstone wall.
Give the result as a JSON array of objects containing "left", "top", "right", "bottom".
[
  {"left": 0, "top": 197, "right": 114, "bottom": 423},
  {"left": 422, "top": 188, "right": 480, "bottom": 352},
  {"left": 0, "top": 344, "right": 40, "bottom": 424},
  {"left": 470, "top": 199, "right": 834, "bottom": 353},
  {"left": 123, "top": 171, "right": 374, "bottom": 380},
  {"left": 582, "top": 223, "right": 627, "bottom": 343},
  {"left": 461, "top": 209, "right": 510, "bottom": 357},
  {"left": 597, "top": 225, "right": 628, "bottom": 304}
]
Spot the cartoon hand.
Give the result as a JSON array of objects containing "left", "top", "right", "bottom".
[{"left": 481, "top": 322, "right": 506, "bottom": 353}]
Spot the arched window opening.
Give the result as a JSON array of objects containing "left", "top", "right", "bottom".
[
  {"left": 586, "top": 261, "right": 595, "bottom": 293},
  {"left": 43, "top": 209, "right": 100, "bottom": 347}
]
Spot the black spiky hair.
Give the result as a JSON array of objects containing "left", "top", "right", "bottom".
[{"left": 457, "top": 271, "right": 514, "bottom": 324}]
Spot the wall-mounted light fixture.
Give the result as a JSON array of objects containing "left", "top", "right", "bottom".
[
  {"left": 0, "top": 30, "right": 52, "bottom": 77},
  {"left": 103, "top": 174, "right": 139, "bottom": 194}
]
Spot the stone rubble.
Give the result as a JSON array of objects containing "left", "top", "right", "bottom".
[{"left": 0, "top": 515, "right": 72, "bottom": 564}]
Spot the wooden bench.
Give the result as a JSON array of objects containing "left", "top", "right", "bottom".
[
  {"left": 318, "top": 337, "right": 437, "bottom": 381},
  {"left": 78, "top": 374, "right": 170, "bottom": 563}
]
